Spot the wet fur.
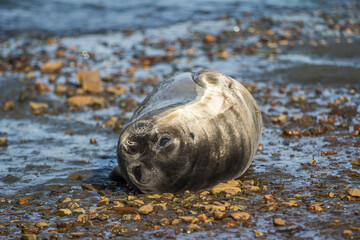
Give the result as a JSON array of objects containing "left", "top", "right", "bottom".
[{"left": 112, "top": 70, "right": 262, "bottom": 193}]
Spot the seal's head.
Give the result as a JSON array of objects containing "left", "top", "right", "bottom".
[{"left": 117, "top": 117, "right": 196, "bottom": 193}]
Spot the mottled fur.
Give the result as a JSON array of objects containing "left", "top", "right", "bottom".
[{"left": 111, "top": 70, "right": 262, "bottom": 193}]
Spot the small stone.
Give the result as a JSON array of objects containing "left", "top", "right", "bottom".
[
  {"left": 21, "top": 234, "right": 37, "bottom": 240},
  {"left": 213, "top": 211, "right": 225, "bottom": 220},
  {"left": 204, "top": 34, "right": 216, "bottom": 43},
  {"left": 55, "top": 84, "right": 67, "bottom": 95},
  {"left": 17, "top": 199, "right": 29, "bottom": 205},
  {"left": 56, "top": 208, "right": 72, "bottom": 216},
  {"left": 309, "top": 160, "right": 317, "bottom": 166},
  {"left": 56, "top": 221, "right": 74, "bottom": 229},
  {"left": 48, "top": 74, "right": 56, "bottom": 83},
  {"left": 282, "top": 200, "right": 298, "bottom": 208},
  {"left": 29, "top": 102, "right": 49, "bottom": 115},
  {"left": 34, "top": 81, "right": 51, "bottom": 92},
  {"left": 179, "top": 216, "right": 194, "bottom": 223},
  {"left": 247, "top": 185, "right": 260, "bottom": 191},
  {"left": 62, "top": 197, "right": 72, "bottom": 203},
  {"left": 155, "top": 203, "right": 167, "bottom": 211},
  {"left": 291, "top": 95, "right": 306, "bottom": 102},
  {"left": 97, "top": 198, "right": 109, "bottom": 206},
  {"left": 70, "top": 232, "right": 85, "bottom": 238},
  {"left": 351, "top": 157, "right": 360, "bottom": 166},
  {"left": 282, "top": 129, "right": 301, "bottom": 137},
  {"left": 255, "top": 231, "right": 264, "bottom": 238},
  {"left": 76, "top": 70, "right": 103, "bottom": 94},
  {"left": 162, "top": 193, "right": 174, "bottom": 200},
  {"left": 41, "top": 61, "right": 62, "bottom": 74},
  {"left": 113, "top": 207, "right": 138, "bottom": 215},
  {"left": 138, "top": 204, "right": 154, "bottom": 215},
  {"left": 2, "top": 100, "right": 15, "bottom": 111},
  {"left": 103, "top": 117, "right": 118, "bottom": 127},
  {"left": 90, "top": 138, "right": 97, "bottom": 144},
  {"left": 72, "top": 208, "right": 86, "bottom": 215},
  {"left": 106, "top": 85, "right": 126, "bottom": 96},
  {"left": 172, "top": 219, "right": 181, "bottom": 225},
  {"left": 35, "top": 221, "right": 49, "bottom": 228},
  {"left": 230, "top": 212, "right": 250, "bottom": 221},
  {"left": 321, "top": 151, "right": 337, "bottom": 156},
  {"left": 229, "top": 205, "right": 246, "bottom": 211},
  {"left": 329, "top": 192, "right": 335, "bottom": 198},
  {"left": 67, "top": 96, "right": 105, "bottom": 108},
  {"left": 278, "top": 115, "right": 288, "bottom": 124},
  {"left": 187, "top": 223, "right": 200, "bottom": 232},
  {"left": 273, "top": 217, "right": 285, "bottom": 226},
  {"left": 26, "top": 73, "right": 36, "bottom": 79},
  {"left": 211, "top": 181, "right": 241, "bottom": 195},
  {"left": 343, "top": 230, "right": 353, "bottom": 237},
  {"left": 292, "top": 115, "right": 300, "bottom": 121},
  {"left": 0, "top": 137, "right": 8, "bottom": 147},
  {"left": 348, "top": 188, "right": 360, "bottom": 197}
]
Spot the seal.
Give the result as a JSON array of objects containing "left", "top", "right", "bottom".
[{"left": 110, "top": 69, "right": 262, "bottom": 193}]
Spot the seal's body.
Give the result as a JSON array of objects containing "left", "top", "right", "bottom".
[{"left": 112, "top": 70, "right": 262, "bottom": 193}]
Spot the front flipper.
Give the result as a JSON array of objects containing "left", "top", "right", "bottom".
[{"left": 109, "top": 166, "right": 127, "bottom": 183}]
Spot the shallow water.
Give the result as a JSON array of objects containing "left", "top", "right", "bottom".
[{"left": 0, "top": 0, "right": 360, "bottom": 239}]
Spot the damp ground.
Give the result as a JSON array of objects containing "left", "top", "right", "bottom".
[{"left": 0, "top": 1, "right": 360, "bottom": 239}]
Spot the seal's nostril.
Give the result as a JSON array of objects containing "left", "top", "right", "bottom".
[{"left": 133, "top": 166, "right": 142, "bottom": 182}]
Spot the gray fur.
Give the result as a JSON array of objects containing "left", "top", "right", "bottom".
[{"left": 112, "top": 69, "right": 262, "bottom": 193}]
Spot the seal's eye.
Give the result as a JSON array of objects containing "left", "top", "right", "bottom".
[
  {"left": 158, "top": 136, "right": 171, "bottom": 147},
  {"left": 123, "top": 143, "right": 137, "bottom": 155},
  {"left": 133, "top": 166, "right": 142, "bottom": 182}
]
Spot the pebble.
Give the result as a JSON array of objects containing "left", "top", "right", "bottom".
[
  {"left": 255, "top": 231, "right": 264, "bottom": 237},
  {"left": 72, "top": 208, "right": 86, "bottom": 215},
  {"left": 17, "top": 199, "right": 29, "bottom": 205},
  {"left": 21, "top": 234, "right": 37, "bottom": 240},
  {"left": 35, "top": 221, "right": 49, "bottom": 228},
  {"left": 113, "top": 207, "right": 138, "bottom": 215},
  {"left": 211, "top": 181, "right": 241, "bottom": 195},
  {"left": 213, "top": 210, "right": 225, "bottom": 220},
  {"left": 76, "top": 70, "right": 103, "bottom": 94},
  {"left": 273, "top": 217, "right": 285, "bottom": 226},
  {"left": 230, "top": 212, "right": 251, "bottom": 221},
  {"left": 172, "top": 219, "right": 181, "bottom": 225},
  {"left": 308, "top": 160, "right": 317, "bottom": 166},
  {"left": 138, "top": 204, "right": 154, "bottom": 215},
  {"left": 2, "top": 100, "right": 15, "bottom": 111},
  {"left": 348, "top": 188, "right": 360, "bottom": 197},
  {"left": 187, "top": 223, "right": 200, "bottom": 232},
  {"left": 67, "top": 96, "right": 105, "bottom": 108},
  {"left": 343, "top": 229, "right": 353, "bottom": 237},
  {"left": 282, "top": 129, "right": 301, "bottom": 137},
  {"left": 56, "top": 208, "right": 72, "bottom": 216},
  {"left": 29, "top": 102, "right": 49, "bottom": 114},
  {"left": 70, "top": 232, "right": 85, "bottom": 238},
  {"left": 97, "top": 198, "right": 109, "bottom": 207},
  {"left": 40, "top": 61, "right": 62, "bottom": 74},
  {"left": 351, "top": 157, "right": 360, "bottom": 166},
  {"left": 0, "top": 137, "right": 8, "bottom": 146},
  {"left": 179, "top": 216, "right": 194, "bottom": 223}
]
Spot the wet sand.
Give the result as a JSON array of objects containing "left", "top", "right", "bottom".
[{"left": 0, "top": 1, "right": 360, "bottom": 239}]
